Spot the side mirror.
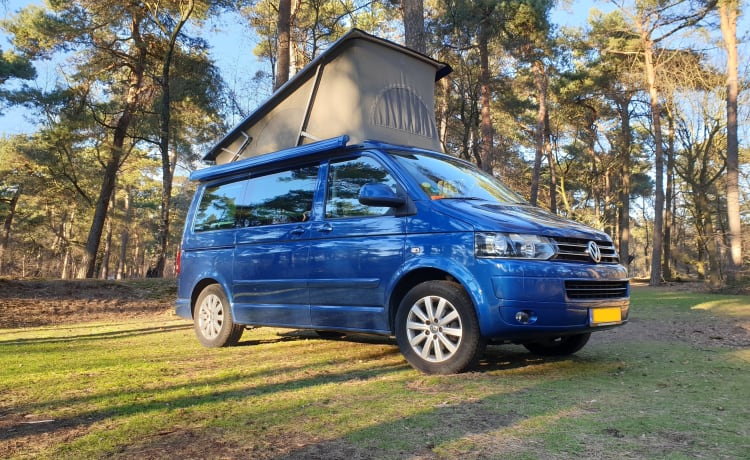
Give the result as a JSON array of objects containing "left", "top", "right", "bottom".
[{"left": 358, "top": 183, "right": 406, "bottom": 207}]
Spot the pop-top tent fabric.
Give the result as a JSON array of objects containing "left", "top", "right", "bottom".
[{"left": 203, "top": 29, "right": 452, "bottom": 165}]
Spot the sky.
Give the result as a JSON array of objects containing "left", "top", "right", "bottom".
[{"left": 0, "top": 1, "right": 742, "bottom": 137}]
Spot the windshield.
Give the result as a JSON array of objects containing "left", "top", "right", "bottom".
[{"left": 390, "top": 151, "right": 527, "bottom": 204}]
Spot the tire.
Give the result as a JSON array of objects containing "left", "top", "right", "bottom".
[
  {"left": 395, "top": 281, "right": 485, "bottom": 374},
  {"left": 193, "top": 284, "right": 244, "bottom": 348},
  {"left": 523, "top": 333, "right": 591, "bottom": 356}
]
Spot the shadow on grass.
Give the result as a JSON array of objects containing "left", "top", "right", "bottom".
[
  {"left": 1, "top": 333, "right": 408, "bottom": 445},
  {"left": 0, "top": 362, "right": 409, "bottom": 448},
  {"left": 273, "top": 399, "right": 524, "bottom": 460},
  {"left": 1, "top": 326, "right": 609, "bottom": 458},
  {"left": 0, "top": 324, "right": 192, "bottom": 345}
]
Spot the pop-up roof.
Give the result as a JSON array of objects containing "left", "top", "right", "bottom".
[{"left": 204, "top": 29, "right": 452, "bottom": 164}]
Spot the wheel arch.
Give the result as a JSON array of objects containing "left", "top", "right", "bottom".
[
  {"left": 388, "top": 265, "right": 479, "bottom": 333},
  {"left": 190, "top": 278, "right": 224, "bottom": 318}
]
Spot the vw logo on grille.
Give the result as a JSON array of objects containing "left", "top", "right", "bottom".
[{"left": 587, "top": 241, "right": 602, "bottom": 263}]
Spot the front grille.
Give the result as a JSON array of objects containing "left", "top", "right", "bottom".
[
  {"left": 565, "top": 280, "right": 629, "bottom": 299},
  {"left": 553, "top": 237, "right": 620, "bottom": 264}
]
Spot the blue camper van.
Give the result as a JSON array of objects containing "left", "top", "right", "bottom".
[
  {"left": 175, "top": 30, "right": 629, "bottom": 374},
  {"left": 175, "top": 136, "right": 629, "bottom": 374}
]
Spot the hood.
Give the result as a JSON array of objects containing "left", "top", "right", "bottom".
[{"left": 433, "top": 200, "right": 611, "bottom": 241}]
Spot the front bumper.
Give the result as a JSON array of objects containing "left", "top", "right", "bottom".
[{"left": 476, "top": 260, "right": 630, "bottom": 339}]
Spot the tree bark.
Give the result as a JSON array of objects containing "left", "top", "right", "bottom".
[
  {"left": 719, "top": 0, "right": 742, "bottom": 281},
  {"left": 275, "top": 0, "right": 292, "bottom": 90},
  {"left": 530, "top": 60, "right": 547, "bottom": 206},
  {"left": 478, "top": 27, "right": 494, "bottom": 173},
  {"left": 100, "top": 210, "right": 113, "bottom": 280},
  {"left": 61, "top": 211, "right": 75, "bottom": 279},
  {"left": 642, "top": 40, "right": 665, "bottom": 286},
  {"left": 117, "top": 186, "right": 132, "bottom": 280},
  {"left": 0, "top": 186, "right": 20, "bottom": 274},
  {"left": 616, "top": 94, "right": 632, "bottom": 269},
  {"left": 663, "top": 107, "right": 675, "bottom": 281},
  {"left": 545, "top": 110, "right": 557, "bottom": 214},
  {"left": 402, "top": 0, "right": 426, "bottom": 54}
]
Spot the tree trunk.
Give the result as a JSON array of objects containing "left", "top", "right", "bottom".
[
  {"left": 275, "top": 0, "right": 292, "bottom": 90},
  {"left": 117, "top": 186, "right": 132, "bottom": 280},
  {"left": 616, "top": 94, "right": 632, "bottom": 269},
  {"left": 133, "top": 231, "right": 142, "bottom": 278},
  {"left": 437, "top": 77, "right": 449, "bottom": 149},
  {"left": 78, "top": 152, "right": 122, "bottom": 278},
  {"left": 153, "top": 0, "right": 194, "bottom": 278},
  {"left": 559, "top": 174, "right": 573, "bottom": 217},
  {"left": 100, "top": 213, "right": 113, "bottom": 280},
  {"left": 530, "top": 60, "right": 547, "bottom": 206},
  {"left": 478, "top": 27, "right": 494, "bottom": 172},
  {"left": 695, "top": 192, "right": 721, "bottom": 286},
  {"left": 60, "top": 211, "right": 75, "bottom": 279},
  {"left": 154, "top": 70, "right": 173, "bottom": 278},
  {"left": 61, "top": 249, "right": 72, "bottom": 280},
  {"left": 545, "top": 110, "right": 557, "bottom": 214},
  {"left": 663, "top": 108, "right": 675, "bottom": 281},
  {"left": 402, "top": 0, "right": 426, "bottom": 54},
  {"left": 0, "top": 186, "right": 20, "bottom": 274},
  {"left": 77, "top": 14, "right": 147, "bottom": 279},
  {"left": 719, "top": 0, "right": 742, "bottom": 281},
  {"left": 643, "top": 41, "right": 665, "bottom": 286},
  {"left": 155, "top": 148, "right": 177, "bottom": 277}
]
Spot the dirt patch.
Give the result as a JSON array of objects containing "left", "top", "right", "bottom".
[
  {"left": 0, "top": 278, "right": 176, "bottom": 328},
  {"left": 624, "top": 284, "right": 750, "bottom": 349},
  {"left": 595, "top": 314, "right": 750, "bottom": 349}
]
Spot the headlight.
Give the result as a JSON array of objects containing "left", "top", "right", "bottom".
[{"left": 475, "top": 232, "right": 556, "bottom": 259}]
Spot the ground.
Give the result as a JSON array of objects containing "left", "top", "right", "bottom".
[{"left": 1, "top": 278, "right": 749, "bottom": 459}]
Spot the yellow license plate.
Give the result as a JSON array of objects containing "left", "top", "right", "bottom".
[{"left": 591, "top": 307, "right": 622, "bottom": 325}]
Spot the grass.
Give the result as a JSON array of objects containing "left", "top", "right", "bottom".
[{"left": 1, "top": 288, "right": 748, "bottom": 459}]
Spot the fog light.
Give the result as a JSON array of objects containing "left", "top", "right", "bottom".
[{"left": 515, "top": 311, "right": 531, "bottom": 324}]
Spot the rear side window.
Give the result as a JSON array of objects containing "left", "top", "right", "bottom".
[
  {"left": 240, "top": 165, "right": 319, "bottom": 227},
  {"left": 193, "top": 180, "right": 247, "bottom": 232},
  {"left": 192, "top": 165, "right": 319, "bottom": 232},
  {"left": 326, "top": 156, "right": 398, "bottom": 218}
]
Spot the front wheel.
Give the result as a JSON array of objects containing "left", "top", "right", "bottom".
[
  {"left": 395, "top": 281, "right": 485, "bottom": 374},
  {"left": 193, "top": 284, "right": 244, "bottom": 348},
  {"left": 522, "top": 333, "right": 591, "bottom": 356}
]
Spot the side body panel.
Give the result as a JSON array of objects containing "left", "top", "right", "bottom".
[
  {"left": 232, "top": 223, "right": 311, "bottom": 326},
  {"left": 308, "top": 153, "right": 407, "bottom": 332}
]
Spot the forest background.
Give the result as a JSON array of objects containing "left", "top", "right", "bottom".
[{"left": 0, "top": 0, "right": 747, "bottom": 287}]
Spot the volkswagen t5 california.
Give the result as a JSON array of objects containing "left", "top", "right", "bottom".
[
  {"left": 175, "top": 30, "right": 629, "bottom": 374},
  {"left": 175, "top": 136, "right": 629, "bottom": 374}
]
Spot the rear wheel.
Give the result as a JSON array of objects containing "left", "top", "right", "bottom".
[
  {"left": 523, "top": 333, "right": 591, "bottom": 356},
  {"left": 193, "top": 284, "right": 244, "bottom": 347},
  {"left": 395, "top": 281, "right": 485, "bottom": 374}
]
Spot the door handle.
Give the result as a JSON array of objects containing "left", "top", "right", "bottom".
[
  {"left": 316, "top": 223, "right": 333, "bottom": 234},
  {"left": 290, "top": 226, "right": 306, "bottom": 236}
]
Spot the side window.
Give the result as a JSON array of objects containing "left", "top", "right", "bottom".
[
  {"left": 326, "top": 156, "right": 398, "bottom": 219},
  {"left": 193, "top": 180, "right": 247, "bottom": 232},
  {"left": 239, "top": 165, "right": 319, "bottom": 227}
]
